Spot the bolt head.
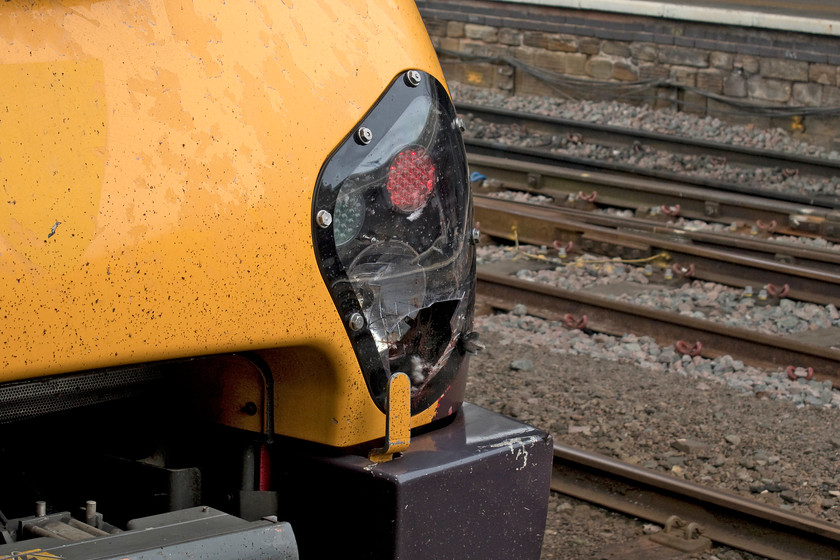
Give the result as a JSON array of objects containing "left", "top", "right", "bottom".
[
  {"left": 455, "top": 117, "right": 466, "bottom": 132},
  {"left": 348, "top": 312, "right": 365, "bottom": 331},
  {"left": 404, "top": 70, "right": 422, "bottom": 87},
  {"left": 241, "top": 401, "right": 258, "bottom": 416},
  {"left": 355, "top": 127, "right": 373, "bottom": 145},
  {"left": 471, "top": 227, "right": 481, "bottom": 243},
  {"left": 316, "top": 209, "right": 333, "bottom": 228}
]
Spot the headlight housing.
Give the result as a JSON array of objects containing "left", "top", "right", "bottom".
[{"left": 312, "top": 70, "right": 474, "bottom": 415}]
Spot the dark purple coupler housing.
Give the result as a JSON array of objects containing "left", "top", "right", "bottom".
[{"left": 277, "top": 402, "right": 553, "bottom": 559}]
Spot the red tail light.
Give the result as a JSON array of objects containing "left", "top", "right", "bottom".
[{"left": 386, "top": 148, "right": 435, "bottom": 213}]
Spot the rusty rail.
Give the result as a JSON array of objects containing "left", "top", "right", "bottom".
[
  {"left": 475, "top": 195, "right": 840, "bottom": 306},
  {"left": 477, "top": 263, "right": 840, "bottom": 385},
  {"left": 475, "top": 192, "right": 840, "bottom": 273},
  {"left": 553, "top": 444, "right": 840, "bottom": 560},
  {"left": 468, "top": 151, "right": 840, "bottom": 241}
]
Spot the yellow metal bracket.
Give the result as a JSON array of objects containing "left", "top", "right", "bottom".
[{"left": 368, "top": 372, "right": 411, "bottom": 463}]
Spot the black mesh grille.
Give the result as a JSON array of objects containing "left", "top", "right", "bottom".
[{"left": 0, "top": 365, "right": 166, "bottom": 424}]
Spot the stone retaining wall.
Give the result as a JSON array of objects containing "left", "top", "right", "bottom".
[{"left": 417, "top": 0, "right": 840, "bottom": 147}]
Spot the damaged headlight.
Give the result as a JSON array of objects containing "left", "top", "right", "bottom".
[{"left": 312, "top": 70, "right": 475, "bottom": 415}]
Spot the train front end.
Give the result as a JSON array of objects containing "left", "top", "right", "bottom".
[{"left": 0, "top": 1, "right": 552, "bottom": 558}]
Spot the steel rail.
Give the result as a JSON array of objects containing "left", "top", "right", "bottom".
[
  {"left": 458, "top": 102, "right": 840, "bottom": 182},
  {"left": 477, "top": 263, "right": 840, "bottom": 385},
  {"left": 552, "top": 444, "right": 840, "bottom": 560},
  {"left": 475, "top": 192, "right": 840, "bottom": 274},
  {"left": 468, "top": 152, "right": 840, "bottom": 241},
  {"left": 475, "top": 196, "right": 840, "bottom": 306},
  {"left": 465, "top": 138, "right": 840, "bottom": 214}
]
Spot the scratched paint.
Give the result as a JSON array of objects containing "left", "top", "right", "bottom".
[
  {"left": 0, "top": 60, "right": 105, "bottom": 275},
  {"left": 487, "top": 436, "right": 542, "bottom": 471},
  {"left": 0, "top": 0, "right": 444, "bottom": 446}
]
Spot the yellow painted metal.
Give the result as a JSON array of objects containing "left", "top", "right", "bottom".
[
  {"left": 368, "top": 372, "right": 412, "bottom": 463},
  {"left": 0, "top": 0, "right": 444, "bottom": 446},
  {"left": 0, "top": 550, "right": 61, "bottom": 560}
]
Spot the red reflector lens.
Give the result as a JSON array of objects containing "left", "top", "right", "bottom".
[{"left": 386, "top": 148, "right": 435, "bottom": 212}]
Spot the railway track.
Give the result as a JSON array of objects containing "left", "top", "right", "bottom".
[
  {"left": 476, "top": 259, "right": 840, "bottom": 555},
  {"left": 552, "top": 444, "right": 840, "bottom": 560},
  {"left": 477, "top": 192, "right": 840, "bottom": 273},
  {"left": 466, "top": 102, "right": 840, "bottom": 558},
  {"left": 459, "top": 102, "right": 840, "bottom": 208},
  {"left": 475, "top": 195, "right": 840, "bottom": 307},
  {"left": 457, "top": 103, "right": 840, "bottom": 179},
  {"left": 477, "top": 260, "right": 840, "bottom": 386},
  {"left": 468, "top": 150, "right": 840, "bottom": 242}
]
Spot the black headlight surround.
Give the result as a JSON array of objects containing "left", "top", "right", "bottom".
[{"left": 312, "top": 71, "right": 474, "bottom": 415}]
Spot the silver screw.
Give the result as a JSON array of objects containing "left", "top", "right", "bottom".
[
  {"left": 316, "top": 209, "right": 333, "bottom": 228},
  {"left": 348, "top": 312, "right": 365, "bottom": 331},
  {"left": 36, "top": 501, "right": 46, "bottom": 517},
  {"left": 355, "top": 127, "right": 373, "bottom": 145},
  {"left": 471, "top": 227, "right": 481, "bottom": 243},
  {"left": 456, "top": 118, "right": 466, "bottom": 132},
  {"left": 405, "top": 70, "right": 422, "bottom": 87},
  {"left": 85, "top": 501, "right": 97, "bottom": 525}
]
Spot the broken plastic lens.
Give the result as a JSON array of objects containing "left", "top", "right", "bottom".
[
  {"left": 312, "top": 71, "right": 474, "bottom": 414},
  {"left": 346, "top": 241, "right": 426, "bottom": 353}
]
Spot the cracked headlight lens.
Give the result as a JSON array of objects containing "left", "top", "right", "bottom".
[{"left": 312, "top": 70, "right": 475, "bottom": 415}]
